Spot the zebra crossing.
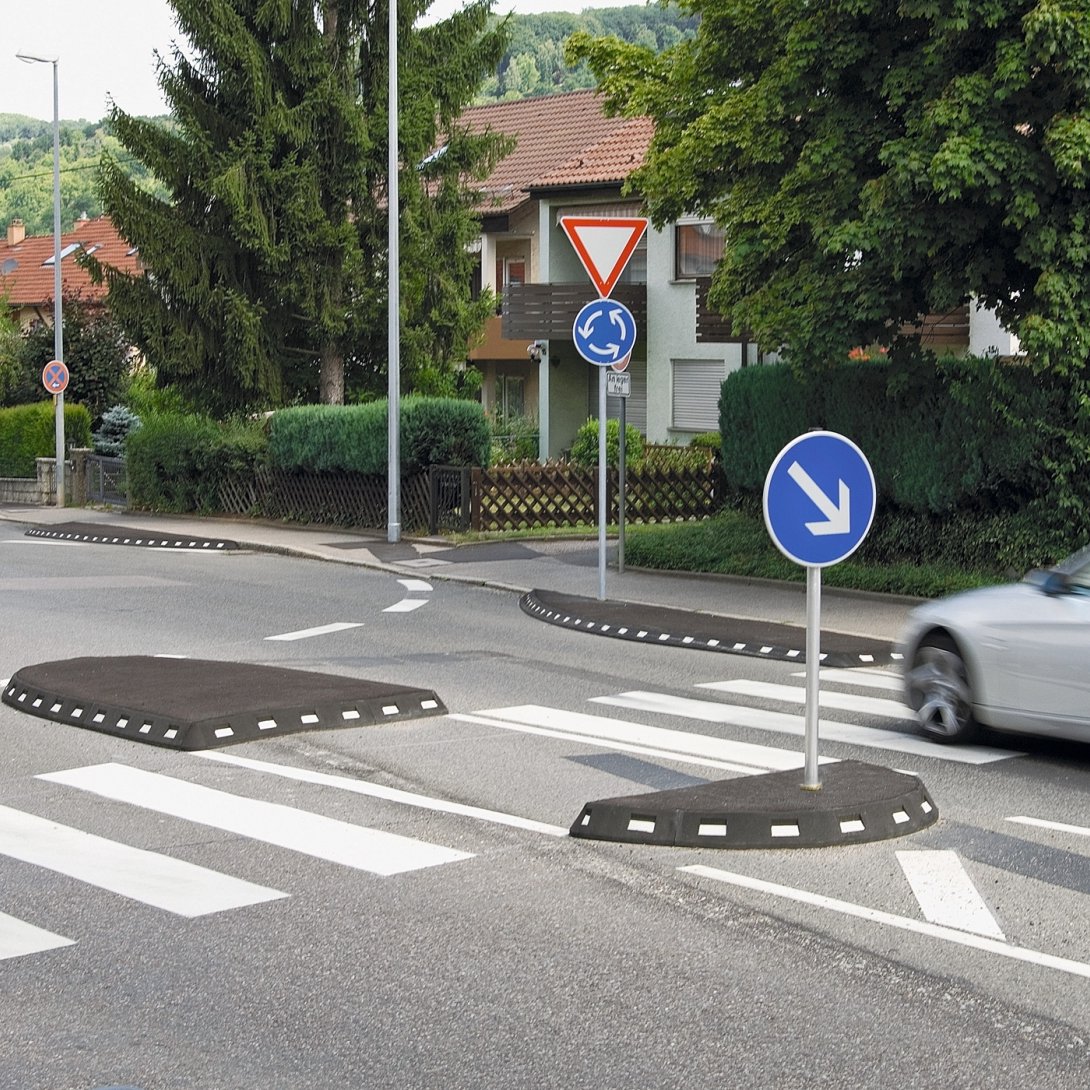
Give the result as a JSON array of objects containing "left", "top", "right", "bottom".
[
  {"left": 462, "top": 665, "right": 1023, "bottom": 770},
  {"left": 0, "top": 758, "right": 485, "bottom": 963},
  {"left": 0, "top": 665, "right": 1025, "bottom": 965}
]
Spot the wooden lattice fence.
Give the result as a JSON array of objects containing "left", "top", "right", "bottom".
[
  {"left": 218, "top": 468, "right": 431, "bottom": 532},
  {"left": 469, "top": 461, "right": 723, "bottom": 531},
  {"left": 210, "top": 460, "right": 721, "bottom": 534}
]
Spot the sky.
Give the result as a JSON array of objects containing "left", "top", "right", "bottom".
[{"left": 3, "top": 0, "right": 644, "bottom": 123}]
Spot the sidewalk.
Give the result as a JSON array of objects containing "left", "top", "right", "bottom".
[{"left": 0, "top": 502, "right": 920, "bottom": 650}]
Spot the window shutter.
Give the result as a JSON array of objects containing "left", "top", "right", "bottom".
[{"left": 671, "top": 359, "right": 726, "bottom": 431}]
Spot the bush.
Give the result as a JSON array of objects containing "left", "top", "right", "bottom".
[
  {"left": 0, "top": 401, "right": 92, "bottom": 476},
  {"left": 92, "top": 405, "right": 142, "bottom": 457},
  {"left": 718, "top": 356, "right": 1057, "bottom": 516},
  {"left": 268, "top": 398, "right": 490, "bottom": 475},
  {"left": 126, "top": 412, "right": 267, "bottom": 512},
  {"left": 569, "top": 417, "right": 644, "bottom": 468}
]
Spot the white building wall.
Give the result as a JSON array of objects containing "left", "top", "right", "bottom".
[
  {"left": 643, "top": 224, "right": 741, "bottom": 444},
  {"left": 969, "top": 301, "right": 1021, "bottom": 357}
]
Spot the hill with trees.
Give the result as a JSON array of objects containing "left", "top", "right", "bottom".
[{"left": 0, "top": 6, "right": 690, "bottom": 238}]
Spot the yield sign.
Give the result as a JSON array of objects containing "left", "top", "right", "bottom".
[{"left": 560, "top": 216, "right": 648, "bottom": 298}]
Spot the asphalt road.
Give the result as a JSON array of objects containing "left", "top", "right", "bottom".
[{"left": 2, "top": 532, "right": 1090, "bottom": 1089}]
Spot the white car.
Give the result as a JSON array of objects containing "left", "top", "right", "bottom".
[{"left": 900, "top": 545, "right": 1090, "bottom": 743}]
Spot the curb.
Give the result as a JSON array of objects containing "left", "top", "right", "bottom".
[{"left": 570, "top": 760, "right": 938, "bottom": 849}]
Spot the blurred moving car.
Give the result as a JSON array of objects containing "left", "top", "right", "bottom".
[{"left": 900, "top": 546, "right": 1090, "bottom": 743}]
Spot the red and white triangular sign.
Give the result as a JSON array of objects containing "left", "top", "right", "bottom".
[{"left": 560, "top": 216, "right": 648, "bottom": 298}]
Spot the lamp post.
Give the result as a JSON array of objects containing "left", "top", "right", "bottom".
[
  {"left": 386, "top": 0, "right": 401, "bottom": 543},
  {"left": 16, "top": 50, "right": 64, "bottom": 508}
]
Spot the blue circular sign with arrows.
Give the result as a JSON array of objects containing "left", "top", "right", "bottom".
[
  {"left": 763, "top": 431, "right": 876, "bottom": 567},
  {"left": 572, "top": 299, "right": 637, "bottom": 367}
]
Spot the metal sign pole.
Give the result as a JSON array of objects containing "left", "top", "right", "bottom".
[
  {"left": 618, "top": 396, "right": 626, "bottom": 574},
  {"left": 804, "top": 565, "right": 822, "bottom": 789},
  {"left": 597, "top": 366, "right": 607, "bottom": 601}
]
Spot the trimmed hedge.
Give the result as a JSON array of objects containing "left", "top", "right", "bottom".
[
  {"left": 0, "top": 402, "right": 92, "bottom": 477},
  {"left": 126, "top": 413, "right": 267, "bottom": 512},
  {"left": 267, "top": 398, "right": 489, "bottom": 475},
  {"left": 719, "top": 356, "right": 1057, "bottom": 515},
  {"left": 569, "top": 417, "right": 645, "bottom": 468}
]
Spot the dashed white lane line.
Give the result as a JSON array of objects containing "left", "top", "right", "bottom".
[
  {"left": 195, "top": 750, "right": 568, "bottom": 837},
  {"left": 384, "top": 578, "right": 432, "bottom": 612},
  {"left": 384, "top": 599, "right": 428, "bottom": 613},
  {"left": 896, "top": 849, "right": 1005, "bottom": 939},
  {"left": 681, "top": 865, "right": 1090, "bottom": 980},
  {"left": 264, "top": 622, "right": 364, "bottom": 641}
]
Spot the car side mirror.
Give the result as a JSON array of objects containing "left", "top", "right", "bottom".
[{"left": 1026, "top": 569, "right": 1072, "bottom": 596}]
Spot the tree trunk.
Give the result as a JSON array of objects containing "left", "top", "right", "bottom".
[{"left": 319, "top": 344, "right": 345, "bottom": 404}]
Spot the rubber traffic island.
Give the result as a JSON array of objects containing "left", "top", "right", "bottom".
[
  {"left": 2, "top": 656, "right": 446, "bottom": 750},
  {"left": 521, "top": 589, "right": 895, "bottom": 667},
  {"left": 570, "top": 760, "right": 937, "bottom": 849},
  {"left": 26, "top": 523, "right": 239, "bottom": 551}
]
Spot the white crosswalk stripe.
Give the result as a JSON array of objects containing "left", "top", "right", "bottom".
[
  {"left": 698, "top": 678, "right": 916, "bottom": 720},
  {"left": 38, "top": 763, "right": 474, "bottom": 876},
  {"left": 0, "top": 910, "right": 74, "bottom": 961},
  {"left": 0, "top": 804, "right": 287, "bottom": 918},
  {"left": 590, "top": 687, "right": 1020, "bottom": 765}
]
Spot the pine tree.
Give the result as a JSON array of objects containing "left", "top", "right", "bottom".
[{"left": 92, "top": 0, "right": 507, "bottom": 412}]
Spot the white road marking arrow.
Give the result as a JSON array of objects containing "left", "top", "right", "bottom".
[{"left": 787, "top": 460, "right": 850, "bottom": 535}]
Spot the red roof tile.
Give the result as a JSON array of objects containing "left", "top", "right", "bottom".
[
  {"left": 529, "top": 116, "right": 653, "bottom": 191},
  {"left": 458, "top": 90, "right": 650, "bottom": 214},
  {"left": 0, "top": 216, "right": 140, "bottom": 308}
]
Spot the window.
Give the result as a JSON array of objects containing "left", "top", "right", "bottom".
[
  {"left": 672, "top": 359, "right": 726, "bottom": 431},
  {"left": 498, "top": 373, "right": 525, "bottom": 422},
  {"left": 675, "top": 221, "right": 725, "bottom": 280}
]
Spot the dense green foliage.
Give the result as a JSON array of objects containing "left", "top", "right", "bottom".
[
  {"left": 623, "top": 507, "right": 1062, "bottom": 598},
  {"left": 92, "top": 0, "right": 508, "bottom": 414},
  {"left": 477, "top": 6, "right": 697, "bottom": 101},
  {"left": 125, "top": 412, "right": 267, "bottom": 512},
  {"left": 718, "top": 357, "right": 1057, "bottom": 516},
  {"left": 0, "top": 401, "right": 92, "bottom": 476},
  {"left": 267, "top": 398, "right": 489, "bottom": 475},
  {"left": 569, "top": 417, "right": 644, "bottom": 468},
  {"left": 0, "top": 115, "right": 169, "bottom": 236},
  {"left": 571, "top": 0, "right": 1090, "bottom": 373},
  {"left": 10, "top": 302, "right": 132, "bottom": 422}
]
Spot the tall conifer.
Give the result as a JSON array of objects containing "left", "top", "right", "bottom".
[{"left": 93, "top": 0, "right": 506, "bottom": 411}]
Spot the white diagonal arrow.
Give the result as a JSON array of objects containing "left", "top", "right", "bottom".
[{"left": 787, "top": 460, "right": 850, "bottom": 535}]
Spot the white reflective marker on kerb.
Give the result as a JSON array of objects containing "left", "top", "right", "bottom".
[{"left": 38, "top": 763, "right": 473, "bottom": 876}]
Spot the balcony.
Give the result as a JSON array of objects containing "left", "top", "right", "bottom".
[
  {"left": 502, "top": 282, "right": 647, "bottom": 341},
  {"left": 467, "top": 315, "right": 534, "bottom": 362}
]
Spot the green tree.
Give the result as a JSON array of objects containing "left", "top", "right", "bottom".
[
  {"left": 568, "top": 0, "right": 1090, "bottom": 376},
  {"left": 91, "top": 0, "right": 508, "bottom": 414},
  {"left": 14, "top": 300, "right": 131, "bottom": 421}
]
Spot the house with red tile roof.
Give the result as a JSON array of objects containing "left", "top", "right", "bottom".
[
  {"left": 458, "top": 89, "right": 742, "bottom": 457},
  {"left": 460, "top": 90, "right": 1017, "bottom": 459},
  {"left": 0, "top": 215, "right": 141, "bottom": 331}
]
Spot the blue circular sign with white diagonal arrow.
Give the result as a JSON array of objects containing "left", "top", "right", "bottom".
[
  {"left": 572, "top": 299, "right": 637, "bottom": 367},
  {"left": 763, "top": 431, "right": 876, "bottom": 567}
]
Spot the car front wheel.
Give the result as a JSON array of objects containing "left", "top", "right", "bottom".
[{"left": 907, "top": 634, "right": 980, "bottom": 743}]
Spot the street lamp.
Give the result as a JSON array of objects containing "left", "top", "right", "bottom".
[
  {"left": 16, "top": 50, "right": 65, "bottom": 508},
  {"left": 387, "top": 1, "right": 401, "bottom": 543}
]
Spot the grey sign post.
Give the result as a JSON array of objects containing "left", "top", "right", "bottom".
[
  {"left": 607, "top": 369, "right": 631, "bottom": 572},
  {"left": 763, "top": 431, "right": 876, "bottom": 789}
]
